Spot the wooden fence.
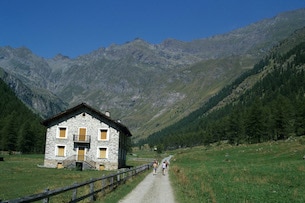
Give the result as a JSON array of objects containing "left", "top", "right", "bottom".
[{"left": 1, "top": 163, "right": 151, "bottom": 203}]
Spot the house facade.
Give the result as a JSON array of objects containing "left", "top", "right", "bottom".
[{"left": 42, "top": 103, "right": 132, "bottom": 170}]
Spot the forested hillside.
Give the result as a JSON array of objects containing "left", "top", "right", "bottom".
[
  {"left": 0, "top": 77, "right": 46, "bottom": 153},
  {"left": 140, "top": 29, "right": 305, "bottom": 150}
]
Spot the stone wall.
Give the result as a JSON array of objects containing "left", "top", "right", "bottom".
[{"left": 44, "top": 109, "right": 123, "bottom": 170}]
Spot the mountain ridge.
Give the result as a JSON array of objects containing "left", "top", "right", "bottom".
[{"left": 0, "top": 8, "right": 305, "bottom": 140}]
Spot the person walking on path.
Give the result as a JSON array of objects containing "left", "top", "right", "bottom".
[
  {"left": 119, "top": 156, "right": 175, "bottom": 203},
  {"left": 162, "top": 161, "right": 166, "bottom": 175},
  {"left": 153, "top": 160, "right": 158, "bottom": 175}
]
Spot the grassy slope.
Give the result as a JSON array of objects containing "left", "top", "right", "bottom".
[
  {"left": 132, "top": 55, "right": 257, "bottom": 140},
  {"left": 169, "top": 137, "right": 305, "bottom": 203}
]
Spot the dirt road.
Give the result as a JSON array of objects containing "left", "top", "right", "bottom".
[{"left": 119, "top": 156, "right": 175, "bottom": 203}]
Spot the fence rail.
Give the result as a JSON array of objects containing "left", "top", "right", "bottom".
[{"left": 1, "top": 163, "right": 151, "bottom": 203}]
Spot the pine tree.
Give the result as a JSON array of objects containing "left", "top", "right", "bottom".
[
  {"left": 245, "top": 98, "right": 266, "bottom": 143},
  {"left": 2, "top": 113, "right": 18, "bottom": 153},
  {"left": 17, "top": 121, "right": 35, "bottom": 153},
  {"left": 272, "top": 94, "right": 293, "bottom": 140},
  {"left": 227, "top": 108, "right": 245, "bottom": 145}
]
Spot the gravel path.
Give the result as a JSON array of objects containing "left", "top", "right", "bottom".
[{"left": 119, "top": 156, "right": 176, "bottom": 203}]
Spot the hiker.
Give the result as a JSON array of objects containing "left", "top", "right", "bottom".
[
  {"left": 153, "top": 160, "right": 158, "bottom": 175},
  {"left": 162, "top": 161, "right": 166, "bottom": 175},
  {"left": 165, "top": 160, "right": 169, "bottom": 169}
]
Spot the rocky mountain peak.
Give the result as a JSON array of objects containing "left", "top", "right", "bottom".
[{"left": 53, "top": 54, "right": 70, "bottom": 61}]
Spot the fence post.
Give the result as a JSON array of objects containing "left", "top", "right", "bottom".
[
  {"left": 117, "top": 170, "right": 120, "bottom": 185},
  {"left": 122, "top": 168, "right": 125, "bottom": 182},
  {"left": 111, "top": 176, "right": 114, "bottom": 191},
  {"left": 90, "top": 178, "right": 94, "bottom": 202},
  {"left": 71, "top": 183, "right": 77, "bottom": 201},
  {"left": 101, "top": 175, "right": 105, "bottom": 196},
  {"left": 42, "top": 188, "right": 49, "bottom": 203}
]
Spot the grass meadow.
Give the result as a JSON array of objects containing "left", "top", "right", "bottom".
[
  {"left": 169, "top": 137, "right": 305, "bottom": 203},
  {"left": 0, "top": 152, "right": 156, "bottom": 202},
  {"left": 0, "top": 154, "right": 115, "bottom": 201},
  {"left": 2, "top": 138, "right": 305, "bottom": 202}
]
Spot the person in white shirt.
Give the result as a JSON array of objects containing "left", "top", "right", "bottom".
[{"left": 162, "top": 161, "right": 166, "bottom": 175}]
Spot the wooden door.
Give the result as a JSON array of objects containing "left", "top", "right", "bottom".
[
  {"left": 57, "top": 163, "right": 63, "bottom": 169},
  {"left": 79, "top": 128, "right": 86, "bottom": 141},
  {"left": 99, "top": 165, "right": 105, "bottom": 170},
  {"left": 78, "top": 147, "right": 85, "bottom": 161}
]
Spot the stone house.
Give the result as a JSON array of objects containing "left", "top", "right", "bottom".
[{"left": 42, "top": 103, "right": 132, "bottom": 170}]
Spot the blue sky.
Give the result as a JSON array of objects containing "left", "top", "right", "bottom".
[{"left": 1, "top": 0, "right": 305, "bottom": 58}]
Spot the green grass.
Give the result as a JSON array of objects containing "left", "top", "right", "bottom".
[
  {"left": 6, "top": 140, "right": 304, "bottom": 203},
  {"left": 0, "top": 154, "right": 114, "bottom": 201},
  {"left": 0, "top": 150, "right": 160, "bottom": 202},
  {"left": 169, "top": 137, "right": 305, "bottom": 203}
]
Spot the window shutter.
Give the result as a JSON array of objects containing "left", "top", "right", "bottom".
[
  {"left": 59, "top": 128, "right": 66, "bottom": 138},
  {"left": 58, "top": 146, "right": 65, "bottom": 156},
  {"left": 99, "top": 148, "right": 107, "bottom": 158},
  {"left": 100, "top": 129, "right": 107, "bottom": 140}
]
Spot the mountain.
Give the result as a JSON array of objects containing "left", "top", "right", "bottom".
[
  {"left": 0, "top": 8, "right": 305, "bottom": 141},
  {"left": 142, "top": 26, "right": 305, "bottom": 148},
  {"left": 0, "top": 47, "right": 67, "bottom": 117},
  {"left": 0, "top": 67, "right": 67, "bottom": 117}
]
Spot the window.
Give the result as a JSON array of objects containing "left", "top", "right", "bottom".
[
  {"left": 57, "top": 146, "right": 65, "bottom": 157},
  {"left": 58, "top": 127, "right": 67, "bottom": 138},
  {"left": 100, "top": 129, "right": 108, "bottom": 140},
  {"left": 99, "top": 148, "right": 107, "bottom": 159}
]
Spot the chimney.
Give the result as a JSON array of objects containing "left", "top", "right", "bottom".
[{"left": 105, "top": 111, "right": 110, "bottom": 117}]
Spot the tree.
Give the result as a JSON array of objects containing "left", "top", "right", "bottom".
[
  {"left": 271, "top": 94, "right": 293, "bottom": 140},
  {"left": 227, "top": 108, "right": 245, "bottom": 145},
  {"left": 2, "top": 113, "right": 18, "bottom": 153},
  {"left": 156, "top": 143, "right": 164, "bottom": 154},
  {"left": 295, "top": 99, "right": 305, "bottom": 136},
  {"left": 245, "top": 98, "right": 266, "bottom": 143},
  {"left": 17, "top": 121, "right": 35, "bottom": 153}
]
